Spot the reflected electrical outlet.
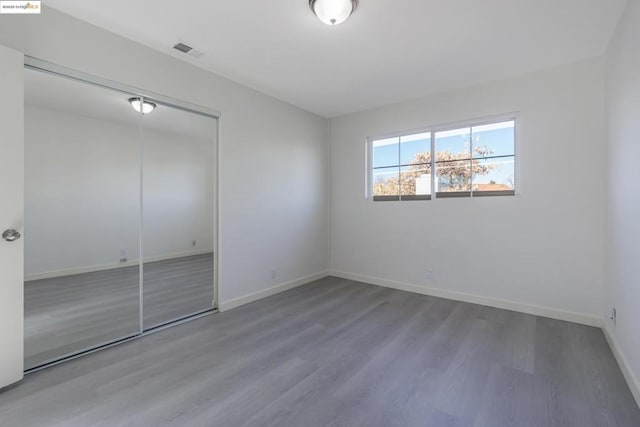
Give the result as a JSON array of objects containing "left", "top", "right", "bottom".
[{"left": 427, "top": 268, "right": 435, "bottom": 281}]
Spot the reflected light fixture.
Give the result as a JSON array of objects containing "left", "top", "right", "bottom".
[
  {"left": 309, "top": 0, "right": 357, "bottom": 26},
  {"left": 128, "top": 97, "right": 156, "bottom": 114}
]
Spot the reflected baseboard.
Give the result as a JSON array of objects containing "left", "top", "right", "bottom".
[{"left": 25, "top": 250, "right": 214, "bottom": 282}]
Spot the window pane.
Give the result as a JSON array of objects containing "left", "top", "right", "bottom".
[
  {"left": 435, "top": 127, "right": 471, "bottom": 162},
  {"left": 400, "top": 164, "right": 432, "bottom": 197},
  {"left": 370, "top": 119, "right": 516, "bottom": 200},
  {"left": 400, "top": 132, "right": 430, "bottom": 166},
  {"left": 372, "top": 166, "right": 399, "bottom": 197},
  {"left": 373, "top": 137, "right": 399, "bottom": 168},
  {"left": 472, "top": 157, "right": 515, "bottom": 192},
  {"left": 471, "top": 120, "right": 515, "bottom": 158},
  {"left": 436, "top": 160, "right": 471, "bottom": 192}
]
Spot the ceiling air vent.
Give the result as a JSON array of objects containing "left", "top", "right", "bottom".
[
  {"left": 173, "top": 42, "right": 205, "bottom": 58},
  {"left": 173, "top": 42, "right": 192, "bottom": 53}
]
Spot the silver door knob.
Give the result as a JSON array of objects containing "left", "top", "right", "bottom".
[{"left": 2, "top": 229, "right": 21, "bottom": 242}]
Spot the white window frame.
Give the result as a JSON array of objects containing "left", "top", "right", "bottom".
[{"left": 366, "top": 113, "right": 521, "bottom": 201}]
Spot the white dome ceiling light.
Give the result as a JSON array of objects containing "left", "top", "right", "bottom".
[
  {"left": 128, "top": 97, "right": 156, "bottom": 114},
  {"left": 309, "top": 0, "right": 358, "bottom": 26}
]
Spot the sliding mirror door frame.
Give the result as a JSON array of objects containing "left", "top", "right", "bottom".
[
  {"left": 140, "top": 99, "right": 218, "bottom": 331},
  {"left": 23, "top": 57, "right": 220, "bottom": 372}
]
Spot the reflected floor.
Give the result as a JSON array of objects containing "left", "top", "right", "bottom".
[{"left": 24, "top": 253, "right": 214, "bottom": 370}]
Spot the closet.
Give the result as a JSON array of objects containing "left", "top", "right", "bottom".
[{"left": 23, "top": 62, "right": 218, "bottom": 370}]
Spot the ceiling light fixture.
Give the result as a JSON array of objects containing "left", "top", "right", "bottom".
[
  {"left": 128, "top": 97, "right": 156, "bottom": 114},
  {"left": 309, "top": 0, "right": 357, "bottom": 26}
]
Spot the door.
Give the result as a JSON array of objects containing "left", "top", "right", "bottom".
[
  {"left": 23, "top": 68, "right": 142, "bottom": 370},
  {"left": 142, "top": 103, "right": 217, "bottom": 330},
  {"left": 0, "top": 44, "right": 24, "bottom": 388}
]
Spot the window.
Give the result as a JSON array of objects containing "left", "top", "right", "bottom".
[
  {"left": 369, "top": 117, "right": 516, "bottom": 201},
  {"left": 372, "top": 132, "right": 432, "bottom": 201}
]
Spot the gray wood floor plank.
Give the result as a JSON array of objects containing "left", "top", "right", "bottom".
[
  {"left": 1, "top": 277, "right": 638, "bottom": 426},
  {"left": 171, "top": 357, "right": 317, "bottom": 427},
  {"left": 534, "top": 316, "right": 602, "bottom": 426},
  {"left": 333, "top": 298, "right": 437, "bottom": 405},
  {"left": 474, "top": 364, "right": 543, "bottom": 427},
  {"left": 420, "top": 301, "right": 482, "bottom": 371},
  {"left": 566, "top": 322, "right": 640, "bottom": 426},
  {"left": 501, "top": 310, "right": 537, "bottom": 374},
  {"left": 240, "top": 348, "right": 370, "bottom": 427}
]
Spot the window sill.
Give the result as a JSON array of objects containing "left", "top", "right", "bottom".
[{"left": 372, "top": 195, "right": 432, "bottom": 202}]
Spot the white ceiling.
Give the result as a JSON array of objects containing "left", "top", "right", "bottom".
[
  {"left": 45, "top": 0, "right": 627, "bottom": 118},
  {"left": 25, "top": 68, "right": 216, "bottom": 140}
]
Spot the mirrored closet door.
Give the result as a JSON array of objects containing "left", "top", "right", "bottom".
[
  {"left": 141, "top": 103, "right": 216, "bottom": 330},
  {"left": 23, "top": 69, "right": 142, "bottom": 369},
  {"left": 23, "top": 65, "right": 217, "bottom": 371}
]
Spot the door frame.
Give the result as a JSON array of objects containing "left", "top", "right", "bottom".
[{"left": 0, "top": 44, "right": 25, "bottom": 390}]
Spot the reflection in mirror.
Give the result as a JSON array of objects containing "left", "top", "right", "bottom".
[
  {"left": 141, "top": 104, "right": 216, "bottom": 330},
  {"left": 23, "top": 68, "right": 141, "bottom": 369}
]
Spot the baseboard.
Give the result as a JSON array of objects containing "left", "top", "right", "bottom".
[
  {"left": 330, "top": 270, "right": 603, "bottom": 327},
  {"left": 218, "top": 271, "right": 329, "bottom": 312},
  {"left": 25, "top": 250, "right": 214, "bottom": 281},
  {"left": 603, "top": 324, "right": 640, "bottom": 408}
]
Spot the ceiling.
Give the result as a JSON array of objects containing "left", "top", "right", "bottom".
[
  {"left": 45, "top": 0, "right": 627, "bottom": 118},
  {"left": 25, "top": 68, "right": 216, "bottom": 140}
]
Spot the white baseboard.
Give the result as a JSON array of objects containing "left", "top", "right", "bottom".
[
  {"left": 25, "top": 250, "right": 214, "bottom": 282},
  {"left": 218, "top": 271, "right": 329, "bottom": 312},
  {"left": 330, "top": 270, "right": 603, "bottom": 327},
  {"left": 603, "top": 324, "right": 640, "bottom": 407}
]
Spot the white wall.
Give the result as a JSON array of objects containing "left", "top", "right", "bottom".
[
  {"left": 0, "top": 7, "right": 329, "bottom": 305},
  {"left": 604, "top": 0, "right": 640, "bottom": 403},
  {"left": 24, "top": 105, "right": 214, "bottom": 279},
  {"left": 330, "top": 57, "right": 606, "bottom": 325}
]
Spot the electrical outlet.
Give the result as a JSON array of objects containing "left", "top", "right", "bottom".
[
  {"left": 120, "top": 249, "right": 127, "bottom": 264},
  {"left": 611, "top": 308, "right": 617, "bottom": 326},
  {"left": 271, "top": 269, "right": 277, "bottom": 280},
  {"left": 427, "top": 268, "right": 435, "bottom": 281}
]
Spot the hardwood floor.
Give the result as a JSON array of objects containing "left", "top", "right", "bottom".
[
  {"left": 24, "top": 254, "right": 214, "bottom": 369},
  {"left": 3, "top": 276, "right": 639, "bottom": 426}
]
